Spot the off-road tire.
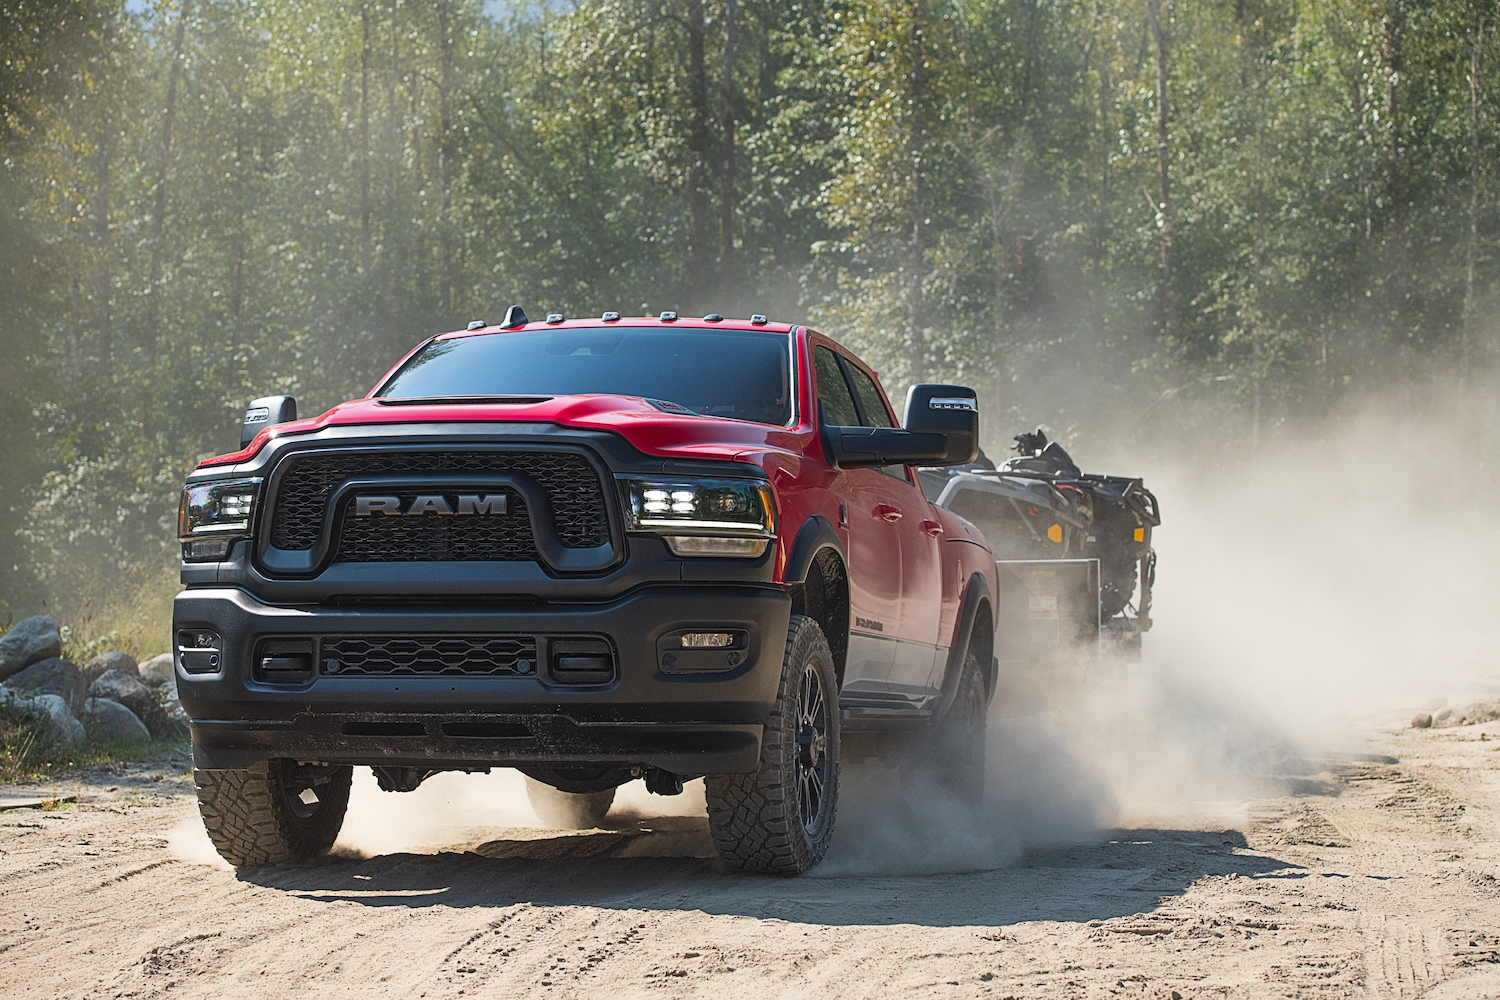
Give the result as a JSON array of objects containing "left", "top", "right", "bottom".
[
  {"left": 525, "top": 777, "right": 615, "bottom": 828},
  {"left": 930, "top": 647, "right": 988, "bottom": 803},
  {"left": 704, "top": 614, "right": 839, "bottom": 875},
  {"left": 195, "top": 760, "right": 352, "bottom": 868}
]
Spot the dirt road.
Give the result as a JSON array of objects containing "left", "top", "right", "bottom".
[{"left": 3, "top": 717, "right": 1500, "bottom": 999}]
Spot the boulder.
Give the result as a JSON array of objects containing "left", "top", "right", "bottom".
[
  {"left": 83, "top": 650, "right": 137, "bottom": 684},
  {"left": 2, "top": 689, "right": 85, "bottom": 745},
  {"left": 1411, "top": 712, "right": 1433, "bottom": 729},
  {"left": 7, "top": 657, "right": 87, "bottom": 715},
  {"left": 0, "top": 615, "right": 62, "bottom": 681},
  {"left": 137, "top": 653, "right": 174, "bottom": 686},
  {"left": 137, "top": 679, "right": 190, "bottom": 739},
  {"left": 152, "top": 700, "right": 191, "bottom": 739},
  {"left": 82, "top": 697, "right": 151, "bottom": 743},
  {"left": 89, "top": 668, "right": 154, "bottom": 717}
]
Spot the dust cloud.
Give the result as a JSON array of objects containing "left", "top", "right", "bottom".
[
  {"left": 171, "top": 391, "right": 1500, "bottom": 876},
  {"left": 817, "top": 389, "right": 1500, "bottom": 876}
]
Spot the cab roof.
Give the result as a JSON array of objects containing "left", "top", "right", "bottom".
[{"left": 433, "top": 315, "right": 799, "bottom": 341}]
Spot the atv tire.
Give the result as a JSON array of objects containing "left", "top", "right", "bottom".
[
  {"left": 525, "top": 777, "right": 616, "bottom": 829},
  {"left": 195, "top": 759, "right": 352, "bottom": 868},
  {"left": 705, "top": 614, "right": 840, "bottom": 875}
]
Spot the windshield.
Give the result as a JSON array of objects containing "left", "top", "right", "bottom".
[{"left": 378, "top": 326, "right": 794, "bottom": 426}]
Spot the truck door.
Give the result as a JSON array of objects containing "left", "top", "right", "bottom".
[
  {"left": 841, "top": 360, "right": 945, "bottom": 703},
  {"left": 814, "top": 345, "right": 897, "bottom": 698}
]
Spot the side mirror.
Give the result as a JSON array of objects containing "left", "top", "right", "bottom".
[
  {"left": 902, "top": 384, "right": 979, "bottom": 465},
  {"left": 241, "top": 395, "right": 297, "bottom": 449},
  {"left": 827, "top": 425, "right": 951, "bottom": 468}
]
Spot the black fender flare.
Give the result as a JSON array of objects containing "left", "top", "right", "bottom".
[
  {"left": 783, "top": 514, "right": 846, "bottom": 585},
  {"left": 934, "top": 572, "right": 995, "bottom": 719}
]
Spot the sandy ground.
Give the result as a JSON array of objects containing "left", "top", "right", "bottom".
[{"left": 3, "top": 719, "right": 1500, "bottom": 1000}]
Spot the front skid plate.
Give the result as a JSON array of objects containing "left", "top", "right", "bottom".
[{"left": 190, "top": 713, "right": 763, "bottom": 773}]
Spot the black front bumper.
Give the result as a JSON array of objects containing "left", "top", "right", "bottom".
[{"left": 175, "top": 584, "right": 789, "bottom": 773}]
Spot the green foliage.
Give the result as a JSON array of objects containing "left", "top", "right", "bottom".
[{"left": 0, "top": 0, "right": 1497, "bottom": 613}]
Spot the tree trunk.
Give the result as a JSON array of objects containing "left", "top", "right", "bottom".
[
  {"left": 1387, "top": 0, "right": 1410, "bottom": 407},
  {"left": 95, "top": 120, "right": 111, "bottom": 375},
  {"left": 1094, "top": 22, "right": 1113, "bottom": 271},
  {"left": 360, "top": 3, "right": 373, "bottom": 252},
  {"left": 1147, "top": 0, "right": 1176, "bottom": 343},
  {"left": 383, "top": 4, "right": 400, "bottom": 328},
  {"left": 907, "top": 0, "right": 928, "bottom": 383},
  {"left": 436, "top": 0, "right": 455, "bottom": 315},
  {"left": 717, "top": 0, "right": 736, "bottom": 308},
  {"left": 146, "top": 0, "right": 190, "bottom": 366},
  {"left": 685, "top": 0, "right": 714, "bottom": 310},
  {"left": 1020, "top": 0, "right": 1040, "bottom": 109},
  {"left": 1462, "top": 4, "right": 1482, "bottom": 389}
]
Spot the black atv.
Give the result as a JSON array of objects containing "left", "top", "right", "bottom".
[{"left": 920, "top": 430, "right": 1160, "bottom": 660}]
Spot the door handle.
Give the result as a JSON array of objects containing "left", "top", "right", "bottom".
[
  {"left": 873, "top": 503, "right": 903, "bottom": 522},
  {"left": 919, "top": 519, "right": 944, "bottom": 537}
]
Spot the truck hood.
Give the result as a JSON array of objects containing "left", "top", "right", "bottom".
[{"left": 199, "top": 394, "right": 810, "bottom": 469}]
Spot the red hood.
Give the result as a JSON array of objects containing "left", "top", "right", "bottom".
[{"left": 198, "top": 394, "right": 810, "bottom": 469}]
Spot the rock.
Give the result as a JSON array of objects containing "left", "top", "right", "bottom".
[
  {"left": 7, "top": 657, "right": 87, "bottom": 715},
  {"left": 2, "top": 690, "right": 85, "bottom": 745},
  {"left": 137, "top": 653, "right": 174, "bottom": 686},
  {"left": 0, "top": 615, "right": 62, "bottom": 681},
  {"left": 142, "top": 680, "right": 190, "bottom": 739},
  {"left": 83, "top": 650, "right": 137, "bottom": 684},
  {"left": 154, "top": 700, "right": 191, "bottom": 739},
  {"left": 82, "top": 697, "right": 151, "bottom": 743},
  {"left": 1433, "top": 707, "right": 1455, "bottom": 727},
  {"left": 89, "top": 668, "right": 154, "bottom": 717},
  {"left": 1411, "top": 712, "right": 1432, "bottom": 729}
]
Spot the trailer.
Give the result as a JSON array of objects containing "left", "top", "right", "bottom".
[{"left": 921, "top": 430, "right": 1160, "bottom": 680}]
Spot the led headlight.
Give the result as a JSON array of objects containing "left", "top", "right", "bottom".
[
  {"left": 619, "top": 477, "right": 777, "bottom": 557},
  {"left": 178, "top": 477, "right": 261, "bottom": 561}
]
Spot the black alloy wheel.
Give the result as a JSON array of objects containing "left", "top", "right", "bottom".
[
  {"left": 797, "top": 659, "right": 834, "bottom": 839},
  {"left": 705, "top": 614, "right": 841, "bottom": 875}
]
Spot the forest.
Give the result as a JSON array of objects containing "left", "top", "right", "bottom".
[{"left": 0, "top": 0, "right": 1496, "bottom": 620}]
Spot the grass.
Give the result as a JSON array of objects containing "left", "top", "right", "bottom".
[
  {"left": 0, "top": 700, "right": 188, "bottom": 785},
  {"left": 1, "top": 557, "right": 179, "bottom": 666}
]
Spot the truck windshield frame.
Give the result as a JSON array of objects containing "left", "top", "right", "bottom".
[{"left": 376, "top": 326, "right": 797, "bottom": 427}]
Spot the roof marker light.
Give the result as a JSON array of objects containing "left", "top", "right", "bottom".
[
  {"left": 501, "top": 304, "right": 529, "bottom": 328},
  {"left": 703, "top": 313, "right": 723, "bottom": 322},
  {"left": 467, "top": 321, "right": 487, "bottom": 330},
  {"left": 546, "top": 313, "right": 564, "bottom": 324},
  {"left": 750, "top": 314, "right": 768, "bottom": 325},
  {"left": 660, "top": 311, "right": 678, "bottom": 322},
  {"left": 602, "top": 311, "right": 621, "bottom": 322}
]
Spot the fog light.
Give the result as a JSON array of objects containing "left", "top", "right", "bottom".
[
  {"left": 681, "top": 632, "right": 734, "bottom": 648},
  {"left": 663, "top": 536, "right": 767, "bottom": 557},
  {"left": 184, "top": 537, "right": 232, "bottom": 561}
]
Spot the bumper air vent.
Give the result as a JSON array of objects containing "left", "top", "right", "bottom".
[{"left": 321, "top": 635, "right": 538, "bottom": 677}]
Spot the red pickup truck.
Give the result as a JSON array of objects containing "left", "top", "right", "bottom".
[{"left": 175, "top": 310, "right": 998, "bottom": 875}]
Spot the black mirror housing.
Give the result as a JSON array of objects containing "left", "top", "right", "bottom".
[
  {"left": 827, "top": 426, "right": 950, "bottom": 468},
  {"left": 902, "top": 384, "right": 979, "bottom": 465},
  {"left": 241, "top": 395, "right": 298, "bottom": 449}
]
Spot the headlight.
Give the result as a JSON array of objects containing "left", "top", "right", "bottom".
[
  {"left": 619, "top": 477, "right": 776, "bottom": 558},
  {"left": 178, "top": 477, "right": 261, "bottom": 561}
]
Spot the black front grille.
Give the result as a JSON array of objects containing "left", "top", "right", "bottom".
[
  {"left": 268, "top": 450, "right": 609, "bottom": 559},
  {"left": 323, "top": 634, "right": 537, "bottom": 676},
  {"left": 335, "top": 490, "right": 538, "bottom": 563}
]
